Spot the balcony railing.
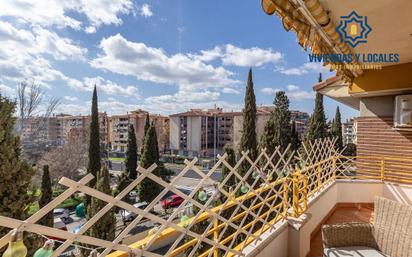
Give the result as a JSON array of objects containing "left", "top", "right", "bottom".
[{"left": 0, "top": 138, "right": 411, "bottom": 257}]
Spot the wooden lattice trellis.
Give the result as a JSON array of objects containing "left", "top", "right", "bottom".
[{"left": 0, "top": 138, "right": 339, "bottom": 257}]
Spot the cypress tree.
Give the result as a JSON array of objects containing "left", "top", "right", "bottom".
[
  {"left": 141, "top": 113, "right": 150, "bottom": 154},
  {"left": 261, "top": 91, "right": 291, "bottom": 154},
  {"left": 125, "top": 124, "right": 138, "bottom": 179},
  {"left": 291, "top": 120, "right": 301, "bottom": 152},
  {"left": 272, "top": 91, "right": 291, "bottom": 151},
  {"left": 144, "top": 113, "right": 150, "bottom": 136},
  {"left": 239, "top": 68, "right": 258, "bottom": 182},
  {"left": 0, "top": 95, "right": 35, "bottom": 239},
  {"left": 260, "top": 116, "right": 276, "bottom": 154},
  {"left": 88, "top": 166, "right": 115, "bottom": 241},
  {"left": 87, "top": 85, "right": 101, "bottom": 187},
  {"left": 306, "top": 74, "right": 327, "bottom": 141},
  {"left": 115, "top": 124, "right": 137, "bottom": 205},
  {"left": 138, "top": 123, "right": 173, "bottom": 203},
  {"left": 221, "top": 144, "right": 236, "bottom": 189},
  {"left": 185, "top": 144, "right": 237, "bottom": 256},
  {"left": 39, "top": 165, "right": 53, "bottom": 227},
  {"left": 331, "top": 107, "right": 343, "bottom": 150}
]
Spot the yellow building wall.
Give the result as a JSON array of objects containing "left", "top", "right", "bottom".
[{"left": 350, "top": 62, "right": 412, "bottom": 95}]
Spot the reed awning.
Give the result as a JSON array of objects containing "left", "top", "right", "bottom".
[{"left": 261, "top": 0, "right": 361, "bottom": 82}]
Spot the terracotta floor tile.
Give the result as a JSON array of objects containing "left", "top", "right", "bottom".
[{"left": 307, "top": 204, "right": 374, "bottom": 257}]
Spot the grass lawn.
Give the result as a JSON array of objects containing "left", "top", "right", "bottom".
[
  {"left": 109, "top": 157, "right": 126, "bottom": 162},
  {"left": 27, "top": 196, "right": 84, "bottom": 215}
]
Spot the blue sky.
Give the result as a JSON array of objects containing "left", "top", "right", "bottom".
[{"left": 0, "top": 0, "right": 358, "bottom": 121}]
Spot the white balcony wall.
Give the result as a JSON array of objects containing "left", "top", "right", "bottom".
[{"left": 246, "top": 180, "right": 412, "bottom": 257}]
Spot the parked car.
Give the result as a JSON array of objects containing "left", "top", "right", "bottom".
[
  {"left": 50, "top": 218, "right": 68, "bottom": 241},
  {"left": 53, "top": 208, "right": 70, "bottom": 221},
  {"left": 161, "top": 195, "right": 184, "bottom": 209},
  {"left": 129, "top": 191, "right": 137, "bottom": 198},
  {"left": 122, "top": 202, "right": 148, "bottom": 222}
]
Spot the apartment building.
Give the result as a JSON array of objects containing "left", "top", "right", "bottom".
[
  {"left": 290, "top": 110, "right": 310, "bottom": 139},
  {"left": 169, "top": 108, "right": 235, "bottom": 157},
  {"left": 108, "top": 110, "right": 169, "bottom": 153},
  {"left": 170, "top": 106, "right": 310, "bottom": 157},
  {"left": 151, "top": 114, "right": 170, "bottom": 153},
  {"left": 52, "top": 112, "right": 109, "bottom": 146},
  {"left": 342, "top": 118, "right": 357, "bottom": 145}
]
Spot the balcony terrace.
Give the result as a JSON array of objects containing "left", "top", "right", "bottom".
[{"left": 0, "top": 138, "right": 411, "bottom": 257}]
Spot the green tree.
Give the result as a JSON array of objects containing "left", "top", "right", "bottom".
[
  {"left": 39, "top": 165, "right": 53, "bottom": 227},
  {"left": 343, "top": 143, "right": 357, "bottom": 156},
  {"left": 185, "top": 144, "right": 237, "bottom": 256},
  {"left": 88, "top": 166, "right": 115, "bottom": 241},
  {"left": 260, "top": 115, "right": 276, "bottom": 154},
  {"left": 272, "top": 91, "right": 291, "bottom": 151},
  {"left": 0, "top": 95, "right": 35, "bottom": 243},
  {"left": 331, "top": 107, "right": 343, "bottom": 150},
  {"left": 291, "top": 120, "right": 300, "bottom": 152},
  {"left": 125, "top": 124, "right": 138, "bottom": 179},
  {"left": 239, "top": 69, "right": 258, "bottom": 182},
  {"left": 114, "top": 172, "right": 132, "bottom": 205},
  {"left": 87, "top": 85, "right": 101, "bottom": 187},
  {"left": 221, "top": 144, "right": 237, "bottom": 190},
  {"left": 141, "top": 112, "right": 150, "bottom": 154},
  {"left": 261, "top": 91, "right": 291, "bottom": 153},
  {"left": 138, "top": 123, "right": 173, "bottom": 203},
  {"left": 306, "top": 74, "right": 327, "bottom": 141},
  {"left": 114, "top": 124, "right": 137, "bottom": 206}
]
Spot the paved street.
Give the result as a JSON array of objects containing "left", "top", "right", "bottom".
[{"left": 109, "top": 161, "right": 222, "bottom": 182}]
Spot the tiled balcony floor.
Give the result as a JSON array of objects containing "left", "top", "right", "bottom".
[{"left": 307, "top": 203, "right": 374, "bottom": 257}]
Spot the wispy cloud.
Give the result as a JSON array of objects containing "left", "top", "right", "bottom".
[
  {"left": 0, "top": 0, "right": 134, "bottom": 33},
  {"left": 261, "top": 84, "right": 314, "bottom": 100},
  {"left": 191, "top": 44, "right": 283, "bottom": 67},
  {"left": 64, "top": 96, "right": 78, "bottom": 101},
  {"left": 67, "top": 76, "right": 139, "bottom": 98},
  {"left": 277, "top": 62, "right": 330, "bottom": 76},
  {"left": 140, "top": 4, "right": 153, "bottom": 17},
  {"left": 91, "top": 34, "right": 239, "bottom": 90}
]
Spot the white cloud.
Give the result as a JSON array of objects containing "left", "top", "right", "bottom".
[
  {"left": 91, "top": 34, "right": 239, "bottom": 89},
  {"left": 140, "top": 4, "right": 153, "bottom": 17},
  {"left": 144, "top": 90, "right": 241, "bottom": 115},
  {"left": 260, "top": 85, "right": 314, "bottom": 100},
  {"left": 278, "top": 62, "right": 331, "bottom": 76},
  {"left": 279, "top": 67, "right": 304, "bottom": 76},
  {"left": 287, "top": 84, "right": 299, "bottom": 91},
  {"left": 67, "top": 76, "right": 139, "bottom": 97},
  {"left": 0, "top": 84, "right": 15, "bottom": 96},
  {"left": 286, "top": 84, "right": 314, "bottom": 100},
  {"left": 33, "top": 27, "right": 87, "bottom": 60},
  {"left": 222, "top": 44, "right": 283, "bottom": 67},
  {"left": 0, "top": 21, "right": 86, "bottom": 86},
  {"left": 0, "top": 0, "right": 134, "bottom": 33},
  {"left": 192, "top": 44, "right": 283, "bottom": 67},
  {"left": 64, "top": 96, "right": 78, "bottom": 101},
  {"left": 222, "top": 87, "right": 241, "bottom": 94},
  {"left": 191, "top": 47, "right": 222, "bottom": 62},
  {"left": 260, "top": 87, "right": 279, "bottom": 94},
  {"left": 85, "top": 26, "right": 97, "bottom": 34}
]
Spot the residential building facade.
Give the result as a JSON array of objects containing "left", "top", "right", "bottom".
[
  {"left": 342, "top": 118, "right": 357, "bottom": 145},
  {"left": 169, "top": 108, "right": 235, "bottom": 157},
  {"left": 170, "top": 107, "right": 309, "bottom": 156},
  {"left": 54, "top": 112, "right": 109, "bottom": 146},
  {"left": 108, "top": 110, "right": 169, "bottom": 153}
]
